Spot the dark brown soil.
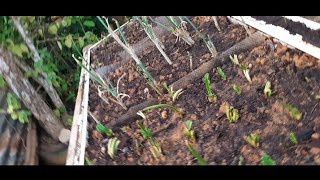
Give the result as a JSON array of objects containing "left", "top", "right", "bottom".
[
  {"left": 252, "top": 16, "right": 320, "bottom": 47},
  {"left": 86, "top": 16, "right": 320, "bottom": 165}
]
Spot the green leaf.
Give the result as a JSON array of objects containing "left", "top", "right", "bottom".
[
  {"left": 0, "top": 75, "right": 6, "bottom": 89},
  {"left": 11, "top": 45, "right": 23, "bottom": 57},
  {"left": 17, "top": 110, "right": 31, "bottom": 124},
  {"left": 65, "top": 35, "right": 73, "bottom": 48},
  {"left": 284, "top": 104, "right": 302, "bottom": 120},
  {"left": 83, "top": 20, "right": 95, "bottom": 27},
  {"left": 261, "top": 154, "right": 276, "bottom": 165},
  {"left": 217, "top": 67, "right": 226, "bottom": 81},
  {"left": 48, "top": 24, "right": 58, "bottom": 35},
  {"left": 186, "top": 142, "right": 207, "bottom": 165},
  {"left": 78, "top": 37, "right": 84, "bottom": 48},
  {"left": 186, "top": 120, "right": 192, "bottom": 131},
  {"left": 19, "top": 43, "right": 29, "bottom": 53},
  {"left": 96, "top": 123, "right": 114, "bottom": 136},
  {"left": 289, "top": 132, "right": 298, "bottom": 145},
  {"left": 233, "top": 85, "right": 241, "bottom": 95}
]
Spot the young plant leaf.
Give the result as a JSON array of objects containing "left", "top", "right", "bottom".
[
  {"left": 261, "top": 154, "right": 276, "bottom": 165},
  {"left": 186, "top": 141, "right": 207, "bottom": 165},
  {"left": 284, "top": 104, "right": 302, "bottom": 120},
  {"left": 264, "top": 81, "right": 272, "bottom": 98},
  {"left": 0, "top": 75, "right": 6, "bottom": 89},
  {"left": 107, "top": 137, "right": 120, "bottom": 159},
  {"left": 186, "top": 120, "right": 192, "bottom": 131},
  {"left": 203, "top": 73, "right": 217, "bottom": 102},
  {"left": 244, "top": 133, "right": 261, "bottom": 148},
  {"left": 289, "top": 132, "right": 298, "bottom": 145},
  {"left": 96, "top": 123, "right": 114, "bottom": 136},
  {"left": 217, "top": 67, "right": 226, "bottom": 81},
  {"left": 233, "top": 85, "right": 241, "bottom": 95}
]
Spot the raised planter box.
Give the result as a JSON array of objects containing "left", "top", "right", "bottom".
[{"left": 67, "top": 16, "right": 320, "bottom": 165}]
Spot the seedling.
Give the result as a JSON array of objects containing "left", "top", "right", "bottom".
[
  {"left": 138, "top": 122, "right": 163, "bottom": 159},
  {"left": 203, "top": 73, "right": 217, "bottom": 103},
  {"left": 0, "top": 75, "right": 6, "bottom": 88},
  {"left": 289, "top": 132, "right": 298, "bottom": 145},
  {"left": 97, "top": 16, "right": 157, "bottom": 90},
  {"left": 226, "top": 106, "right": 239, "bottom": 123},
  {"left": 244, "top": 133, "right": 261, "bottom": 148},
  {"left": 216, "top": 67, "right": 227, "bottom": 81},
  {"left": 135, "top": 16, "right": 172, "bottom": 65},
  {"left": 6, "top": 93, "right": 31, "bottom": 124},
  {"left": 138, "top": 122, "right": 153, "bottom": 140},
  {"left": 186, "top": 141, "right": 207, "bottom": 165},
  {"left": 261, "top": 154, "right": 276, "bottom": 165},
  {"left": 149, "top": 16, "right": 194, "bottom": 46},
  {"left": 184, "top": 120, "right": 196, "bottom": 143},
  {"left": 283, "top": 103, "right": 302, "bottom": 120},
  {"left": 233, "top": 85, "right": 241, "bottom": 95},
  {"left": 142, "top": 103, "right": 184, "bottom": 117},
  {"left": 107, "top": 137, "right": 120, "bottom": 159},
  {"left": 96, "top": 123, "right": 114, "bottom": 137},
  {"left": 85, "top": 157, "right": 93, "bottom": 165},
  {"left": 264, "top": 81, "right": 273, "bottom": 98},
  {"left": 163, "top": 83, "right": 184, "bottom": 102},
  {"left": 229, "top": 54, "right": 239, "bottom": 65},
  {"left": 240, "top": 64, "right": 252, "bottom": 83},
  {"left": 183, "top": 16, "right": 218, "bottom": 58},
  {"left": 238, "top": 156, "right": 245, "bottom": 165},
  {"left": 134, "top": 65, "right": 163, "bottom": 96}
]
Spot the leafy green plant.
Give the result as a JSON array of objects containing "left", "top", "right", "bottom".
[
  {"left": 289, "top": 132, "right": 298, "bottom": 145},
  {"left": 233, "top": 85, "right": 241, "bottom": 95},
  {"left": 138, "top": 122, "right": 163, "bottom": 159},
  {"left": 244, "top": 133, "right": 261, "bottom": 148},
  {"left": 240, "top": 64, "right": 252, "bottom": 83},
  {"left": 184, "top": 120, "right": 196, "bottom": 143},
  {"left": 6, "top": 93, "right": 31, "bottom": 124},
  {"left": 150, "top": 16, "right": 194, "bottom": 46},
  {"left": 186, "top": 141, "right": 207, "bottom": 165},
  {"left": 217, "top": 67, "right": 227, "bottom": 81},
  {"left": 0, "top": 75, "right": 6, "bottom": 88},
  {"left": 135, "top": 16, "right": 172, "bottom": 65},
  {"left": 107, "top": 137, "right": 120, "bottom": 159},
  {"left": 203, "top": 73, "right": 217, "bottom": 102},
  {"left": 264, "top": 81, "right": 273, "bottom": 98},
  {"left": 226, "top": 106, "right": 239, "bottom": 123},
  {"left": 163, "top": 83, "right": 184, "bottom": 102},
  {"left": 229, "top": 54, "right": 239, "bottom": 65},
  {"left": 261, "top": 154, "right": 276, "bottom": 165},
  {"left": 183, "top": 16, "right": 218, "bottom": 57},
  {"left": 85, "top": 157, "right": 93, "bottom": 165},
  {"left": 96, "top": 123, "right": 114, "bottom": 137},
  {"left": 284, "top": 103, "right": 302, "bottom": 120}
]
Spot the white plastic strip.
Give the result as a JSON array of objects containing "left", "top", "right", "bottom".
[{"left": 231, "top": 16, "right": 320, "bottom": 60}]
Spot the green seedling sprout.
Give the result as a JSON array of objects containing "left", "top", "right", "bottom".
[
  {"left": 244, "top": 133, "right": 261, "bottom": 148},
  {"left": 135, "top": 16, "right": 172, "bottom": 65},
  {"left": 96, "top": 123, "right": 114, "bottom": 137},
  {"left": 240, "top": 64, "right": 252, "bottom": 83},
  {"left": 149, "top": 16, "right": 194, "bottom": 46},
  {"left": 289, "top": 132, "right": 298, "bottom": 145},
  {"left": 226, "top": 106, "right": 239, "bottom": 123},
  {"left": 217, "top": 67, "right": 227, "bottom": 81},
  {"left": 133, "top": 65, "right": 163, "bottom": 96},
  {"left": 97, "top": 16, "right": 157, "bottom": 88},
  {"left": 284, "top": 103, "right": 302, "bottom": 120},
  {"left": 261, "top": 154, "right": 276, "bottom": 165},
  {"left": 229, "top": 54, "right": 239, "bottom": 65},
  {"left": 186, "top": 141, "right": 207, "bottom": 165},
  {"left": 183, "top": 16, "right": 218, "bottom": 58},
  {"left": 73, "top": 54, "right": 129, "bottom": 110},
  {"left": 238, "top": 156, "right": 245, "bottom": 165},
  {"left": 203, "top": 73, "right": 217, "bottom": 102},
  {"left": 163, "top": 83, "right": 184, "bottom": 102},
  {"left": 142, "top": 103, "right": 184, "bottom": 117},
  {"left": 185, "top": 120, "right": 196, "bottom": 143},
  {"left": 107, "top": 137, "right": 120, "bottom": 159},
  {"left": 233, "top": 85, "right": 241, "bottom": 95},
  {"left": 138, "top": 122, "right": 163, "bottom": 159},
  {"left": 264, "top": 81, "right": 273, "bottom": 98},
  {"left": 85, "top": 157, "right": 93, "bottom": 165}
]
